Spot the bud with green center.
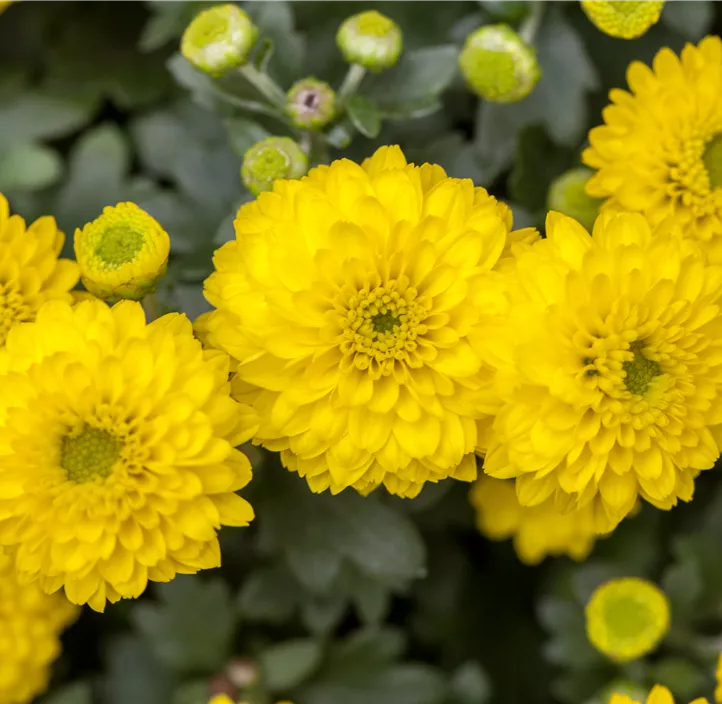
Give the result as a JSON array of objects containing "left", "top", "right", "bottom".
[
  {"left": 459, "top": 24, "right": 540, "bottom": 103},
  {"left": 336, "top": 10, "right": 403, "bottom": 72},
  {"left": 286, "top": 78, "right": 337, "bottom": 131},
  {"left": 580, "top": 1, "right": 664, "bottom": 40},
  {"left": 241, "top": 137, "right": 309, "bottom": 196},
  {"left": 181, "top": 4, "right": 258, "bottom": 76},
  {"left": 74, "top": 202, "right": 170, "bottom": 302},
  {"left": 548, "top": 167, "right": 604, "bottom": 231}
]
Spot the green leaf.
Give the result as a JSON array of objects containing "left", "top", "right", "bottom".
[
  {"left": 43, "top": 682, "right": 93, "bottom": 704},
  {"left": 140, "top": 2, "right": 206, "bottom": 53},
  {"left": 650, "top": 658, "right": 707, "bottom": 700},
  {"left": 0, "top": 143, "right": 62, "bottom": 192},
  {"left": 661, "top": 1, "right": 713, "bottom": 40},
  {"left": 259, "top": 639, "right": 324, "bottom": 691},
  {"left": 238, "top": 564, "right": 299, "bottom": 624},
  {"left": 325, "top": 123, "right": 353, "bottom": 149},
  {"left": 225, "top": 118, "right": 272, "bottom": 158},
  {"left": 132, "top": 576, "right": 236, "bottom": 674},
  {"left": 172, "top": 681, "right": 209, "bottom": 704},
  {"left": 300, "top": 594, "right": 347, "bottom": 635},
  {"left": 345, "top": 96, "right": 382, "bottom": 139},
  {"left": 449, "top": 662, "right": 491, "bottom": 704},
  {"left": 379, "top": 97, "right": 443, "bottom": 122}
]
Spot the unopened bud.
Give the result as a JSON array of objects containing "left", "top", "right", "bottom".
[
  {"left": 286, "top": 78, "right": 336, "bottom": 131},
  {"left": 336, "top": 10, "right": 403, "bottom": 72},
  {"left": 580, "top": 1, "right": 664, "bottom": 39},
  {"left": 548, "top": 168, "right": 603, "bottom": 232},
  {"left": 181, "top": 4, "right": 258, "bottom": 76},
  {"left": 74, "top": 203, "right": 170, "bottom": 302},
  {"left": 241, "top": 137, "right": 308, "bottom": 196},
  {"left": 459, "top": 24, "right": 540, "bottom": 103}
]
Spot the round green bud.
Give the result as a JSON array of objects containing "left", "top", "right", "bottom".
[
  {"left": 459, "top": 24, "right": 541, "bottom": 103},
  {"left": 181, "top": 4, "right": 258, "bottom": 77},
  {"left": 336, "top": 10, "right": 403, "bottom": 72},
  {"left": 548, "top": 168, "right": 604, "bottom": 232},
  {"left": 241, "top": 137, "right": 309, "bottom": 196},
  {"left": 286, "top": 78, "right": 337, "bottom": 131}
]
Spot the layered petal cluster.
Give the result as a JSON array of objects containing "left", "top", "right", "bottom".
[
  {"left": 584, "top": 37, "right": 722, "bottom": 244},
  {"left": 485, "top": 211, "right": 722, "bottom": 532},
  {"left": 0, "top": 193, "right": 78, "bottom": 347},
  {"left": 0, "top": 549, "right": 78, "bottom": 703},
  {"left": 0, "top": 299, "right": 257, "bottom": 611},
  {"left": 470, "top": 476, "right": 601, "bottom": 564},
  {"left": 610, "top": 684, "right": 708, "bottom": 704},
  {"left": 202, "top": 146, "right": 535, "bottom": 497}
]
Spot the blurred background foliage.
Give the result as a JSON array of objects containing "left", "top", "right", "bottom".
[{"left": 3, "top": 2, "right": 722, "bottom": 704}]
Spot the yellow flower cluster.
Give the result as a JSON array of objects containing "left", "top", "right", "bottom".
[{"left": 611, "top": 684, "right": 709, "bottom": 704}]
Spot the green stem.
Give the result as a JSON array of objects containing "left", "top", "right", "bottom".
[
  {"left": 238, "top": 63, "right": 288, "bottom": 109},
  {"left": 338, "top": 63, "right": 367, "bottom": 100},
  {"left": 143, "top": 292, "right": 162, "bottom": 322},
  {"left": 519, "top": 2, "right": 545, "bottom": 44}
]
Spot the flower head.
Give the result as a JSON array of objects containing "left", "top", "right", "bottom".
[
  {"left": 470, "top": 476, "right": 602, "bottom": 564},
  {"left": 581, "top": 1, "right": 664, "bottom": 40},
  {"left": 241, "top": 137, "right": 308, "bottom": 196},
  {"left": 203, "top": 145, "right": 535, "bottom": 498},
  {"left": 584, "top": 37, "right": 722, "bottom": 244},
  {"left": 716, "top": 654, "right": 722, "bottom": 703},
  {"left": 459, "top": 24, "right": 540, "bottom": 103},
  {"left": 336, "top": 10, "right": 403, "bottom": 72},
  {"left": 484, "top": 211, "right": 722, "bottom": 532},
  {"left": 610, "top": 684, "right": 708, "bottom": 704},
  {"left": 587, "top": 578, "right": 670, "bottom": 662},
  {"left": 286, "top": 78, "right": 336, "bottom": 131},
  {"left": 0, "top": 194, "right": 78, "bottom": 348},
  {"left": 74, "top": 202, "right": 170, "bottom": 302},
  {"left": 0, "top": 550, "right": 78, "bottom": 704},
  {"left": 0, "top": 299, "right": 257, "bottom": 611},
  {"left": 181, "top": 4, "right": 258, "bottom": 76},
  {"left": 548, "top": 167, "right": 603, "bottom": 232}
]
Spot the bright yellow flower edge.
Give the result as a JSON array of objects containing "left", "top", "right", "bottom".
[
  {"left": 610, "top": 684, "right": 709, "bottom": 704},
  {"left": 584, "top": 36, "right": 722, "bottom": 247},
  {"left": 202, "top": 145, "right": 538, "bottom": 498},
  {"left": 470, "top": 475, "right": 602, "bottom": 564},
  {"left": 0, "top": 299, "right": 258, "bottom": 611},
  {"left": 0, "top": 193, "right": 79, "bottom": 348},
  {"left": 483, "top": 210, "right": 722, "bottom": 533},
  {"left": 716, "top": 653, "right": 722, "bottom": 703}
]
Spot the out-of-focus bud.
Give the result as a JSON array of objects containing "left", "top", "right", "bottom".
[
  {"left": 580, "top": 1, "right": 664, "bottom": 39},
  {"left": 459, "top": 24, "right": 541, "bottom": 103},
  {"left": 241, "top": 137, "right": 309, "bottom": 196},
  {"left": 548, "top": 167, "right": 603, "bottom": 232},
  {"left": 74, "top": 203, "right": 170, "bottom": 302},
  {"left": 181, "top": 4, "right": 258, "bottom": 76},
  {"left": 286, "top": 78, "right": 336, "bottom": 131},
  {"left": 336, "top": 10, "right": 403, "bottom": 72}
]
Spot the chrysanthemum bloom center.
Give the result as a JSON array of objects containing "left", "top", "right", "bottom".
[
  {"left": 94, "top": 225, "right": 145, "bottom": 270},
  {"left": 356, "top": 11, "right": 395, "bottom": 37},
  {"left": 190, "top": 14, "right": 230, "bottom": 46},
  {"left": 60, "top": 426, "right": 123, "bottom": 483},
  {"left": 622, "top": 341, "right": 661, "bottom": 396},
  {"left": 703, "top": 134, "right": 722, "bottom": 191},
  {"left": 602, "top": 592, "right": 657, "bottom": 639}
]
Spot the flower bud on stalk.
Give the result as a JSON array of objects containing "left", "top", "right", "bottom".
[
  {"left": 548, "top": 167, "right": 603, "bottom": 231},
  {"left": 459, "top": 24, "right": 540, "bottom": 103},
  {"left": 336, "top": 10, "right": 403, "bottom": 72},
  {"left": 74, "top": 203, "right": 170, "bottom": 302},
  {"left": 286, "top": 78, "right": 336, "bottom": 131},
  {"left": 580, "top": 1, "right": 664, "bottom": 39},
  {"left": 241, "top": 137, "right": 308, "bottom": 196},
  {"left": 181, "top": 4, "right": 258, "bottom": 76}
]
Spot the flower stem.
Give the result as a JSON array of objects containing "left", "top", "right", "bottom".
[
  {"left": 519, "top": 2, "right": 545, "bottom": 44},
  {"left": 338, "top": 63, "right": 367, "bottom": 100},
  {"left": 238, "top": 63, "right": 288, "bottom": 110},
  {"left": 143, "top": 292, "right": 162, "bottom": 322}
]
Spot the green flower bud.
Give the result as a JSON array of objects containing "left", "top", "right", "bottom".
[
  {"left": 548, "top": 168, "right": 603, "bottom": 232},
  {"left": 336, "top": 10, "right": 403, "bottom": 72},
  {"left": 459, "top": 24, "right": 540, "bottom": 103},
  {"left": 181, "top": 4, "right": 258, "bottom": 77},
  {"left": 241, "top": 137, "right": 308, "bottom": 196},
  {"left": 286, "top": 78, "right": 337, "bottom": 131},
  {"left": 581, "top": 1, "right": 664, "bottom": 40}
]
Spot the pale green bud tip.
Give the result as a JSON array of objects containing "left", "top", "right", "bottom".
[
  {"left": 286, "top": 78, "right": 337, "bottom": 131},
  {"left": 241, "top": 137, "right": 309, "bottom": 196},
  {"left": 181, "top": 4, "right": 258, "bottom": 76},
  {"left": 548, "top": 168, "right": 604, "bottom": 232},
  {"left": 459, "top": 24, "right": 540, "bottom": 103},
  {"left": 336, "top": 10, "right": 403, "bottom": 72}
]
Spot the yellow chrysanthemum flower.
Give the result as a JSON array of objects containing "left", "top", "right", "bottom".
[
  {"left": 470, "top": 476, "right": 601, "bottom": 565},
  {"left": 0, "top": 549, "right": 78, "bottom": 704},
  {"left": 610, "top": 684, "right": 708, "bottom": 704},
  {"left": 581, "top": 1, "right": 664, "bottom": 40},
  {"left": 0, "top": 193, "right": 79, "bottom": 347},
  {"left": 74, "top": 202, "right": 170, "bottom": 302},
  {"left": 584, "top": 37, "right": 722, "bottom": 245},
  {"left": 0, "top": 299, "right": 257, "bottom": 612},
  {"left": 716, "top": 653, "right": 722, "bottom": 704},
  {"left": 484, "top": 211, "right": 722, "bottom": 532},
  {"left": 202, "top": 145, "right": 536, "bottom": 498},
  {"left": 586, "top": 577, "right": 669, "bottom": 662}
]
